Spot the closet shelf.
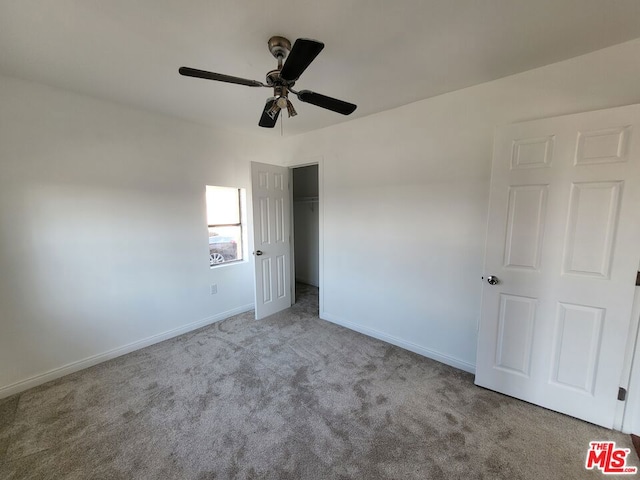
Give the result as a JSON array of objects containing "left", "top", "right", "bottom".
[{"left": 293, "top": 196, "right": 319, "bottom": 203}]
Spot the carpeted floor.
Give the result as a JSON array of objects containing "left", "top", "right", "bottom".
[{"left": 0, "top": 284, "right": 635, "bottom": 479}]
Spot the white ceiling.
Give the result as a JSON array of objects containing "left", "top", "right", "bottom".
[{"left": 1, "top": 1, "right": 640, "bottom": 136}]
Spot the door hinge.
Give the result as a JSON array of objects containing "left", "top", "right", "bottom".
[
  {"left": 636, "top": 271, "right": 640, "bottom": 286},
  {"left": 618, "top": 387, "right": 627, "bottom": 401}
]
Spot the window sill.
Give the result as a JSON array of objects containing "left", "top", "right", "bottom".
[{"left": 210, "top": 259, "right": 247, "bottom": 270}]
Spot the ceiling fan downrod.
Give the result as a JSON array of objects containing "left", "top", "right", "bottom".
[{"left": 267, "top": 36, "right": 291, "bottom": 70}]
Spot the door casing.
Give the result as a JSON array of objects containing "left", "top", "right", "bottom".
[{"left": 287, "top": 158, "right": 323, "bottom": 310}]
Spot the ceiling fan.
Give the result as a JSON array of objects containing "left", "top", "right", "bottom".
[{"left": 179, "top": 36, "right": 357, "bottom": 128}]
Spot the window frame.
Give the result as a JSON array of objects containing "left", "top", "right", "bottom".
[{"left": 207, "top": 186, "right": 245, "bottom": 268}]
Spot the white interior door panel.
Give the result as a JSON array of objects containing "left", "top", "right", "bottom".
[
  {"left": 476, "top": 104, "right": 640, "bottom": 428},
  {"left": 251, "top": 162, "right": 292, "bottom": 320}
]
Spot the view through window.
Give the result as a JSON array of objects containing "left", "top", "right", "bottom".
[{"left": 206, "top": 186, "right": 245, "bottom": 266}]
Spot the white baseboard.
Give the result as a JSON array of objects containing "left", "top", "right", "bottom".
[
  {"left": 0, "top": 303, "right": 254, "bottom": 399},
  {"left": 320, "top": 310, "right": 476, "bottom": 374}
]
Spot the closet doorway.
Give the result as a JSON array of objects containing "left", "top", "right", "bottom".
[{"left": 291, "top": 164, "right": 319, "bottom": 304}]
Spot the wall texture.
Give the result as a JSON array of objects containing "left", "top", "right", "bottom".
[
  {"left": 280, "top": 39, "right": 640, "bottom": 373},
  {"left": 3, "top": 39, "right": 640, "bottom": 406},
  {"left": 0, "top": 75, "right": 278, "bottom": 395}
]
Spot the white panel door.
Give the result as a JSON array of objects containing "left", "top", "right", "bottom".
[
  {"left": 251, "top": 162, "right": 292, "bottom": 320},
  {"left": 476, "top": 104, "right": 640, "bottom": 428}
]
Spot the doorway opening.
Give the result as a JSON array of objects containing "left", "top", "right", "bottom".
[{"left": 291, "top": 164, "right": 319, "bottom": 305}]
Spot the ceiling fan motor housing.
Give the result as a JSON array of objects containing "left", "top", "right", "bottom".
[{"left": 266, "top": 69, "right": 289, "bottom": 87}]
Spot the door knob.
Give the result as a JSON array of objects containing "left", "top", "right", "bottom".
[
  {"left": 487, "top": 275, "right": 499, "bottom": 285},
  {"left": 254, "top": 250, "right": 263, "bottom": 256}
]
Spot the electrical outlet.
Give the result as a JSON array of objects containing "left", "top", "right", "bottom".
[{"left": 210, "top": 284, "right": 217, "bottom": 295}]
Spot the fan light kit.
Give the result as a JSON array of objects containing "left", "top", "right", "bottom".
[{"left": 179, "top": 36, "right": 357, "bottom": 128}]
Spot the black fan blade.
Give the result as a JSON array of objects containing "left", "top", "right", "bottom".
[
  {"left": 179, "top": 67, "right": 263, "bottom": 87},
  {"left": 279, "top": 39, "right": 324, "bottom": 82},
  {"left": 259, "top": 98, "right": 280, "bottom": 128},
  {"left": 296, "top": 90, "right": 357, "bottom": 115}
]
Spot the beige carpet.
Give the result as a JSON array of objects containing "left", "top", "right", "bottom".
[{"left": 0, "top": 284, "right": 635, "bottom": 479}]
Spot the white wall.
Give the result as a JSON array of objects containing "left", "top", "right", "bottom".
[
  {"left": 281, "top": 39, "right": 640, "bottom": 372},
  {"left": 0, "top": 74, "right": 279, "bottom": 396},
  {"left": 3, "top": 38, "right": 640, "bottom": 396},
  {"left": 293, "top": 165, "right": 319, "bottom": 287}
]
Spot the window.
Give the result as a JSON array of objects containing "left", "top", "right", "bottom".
[{"left": 206, "top": 186, "right": 245, "bottom": 267}]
